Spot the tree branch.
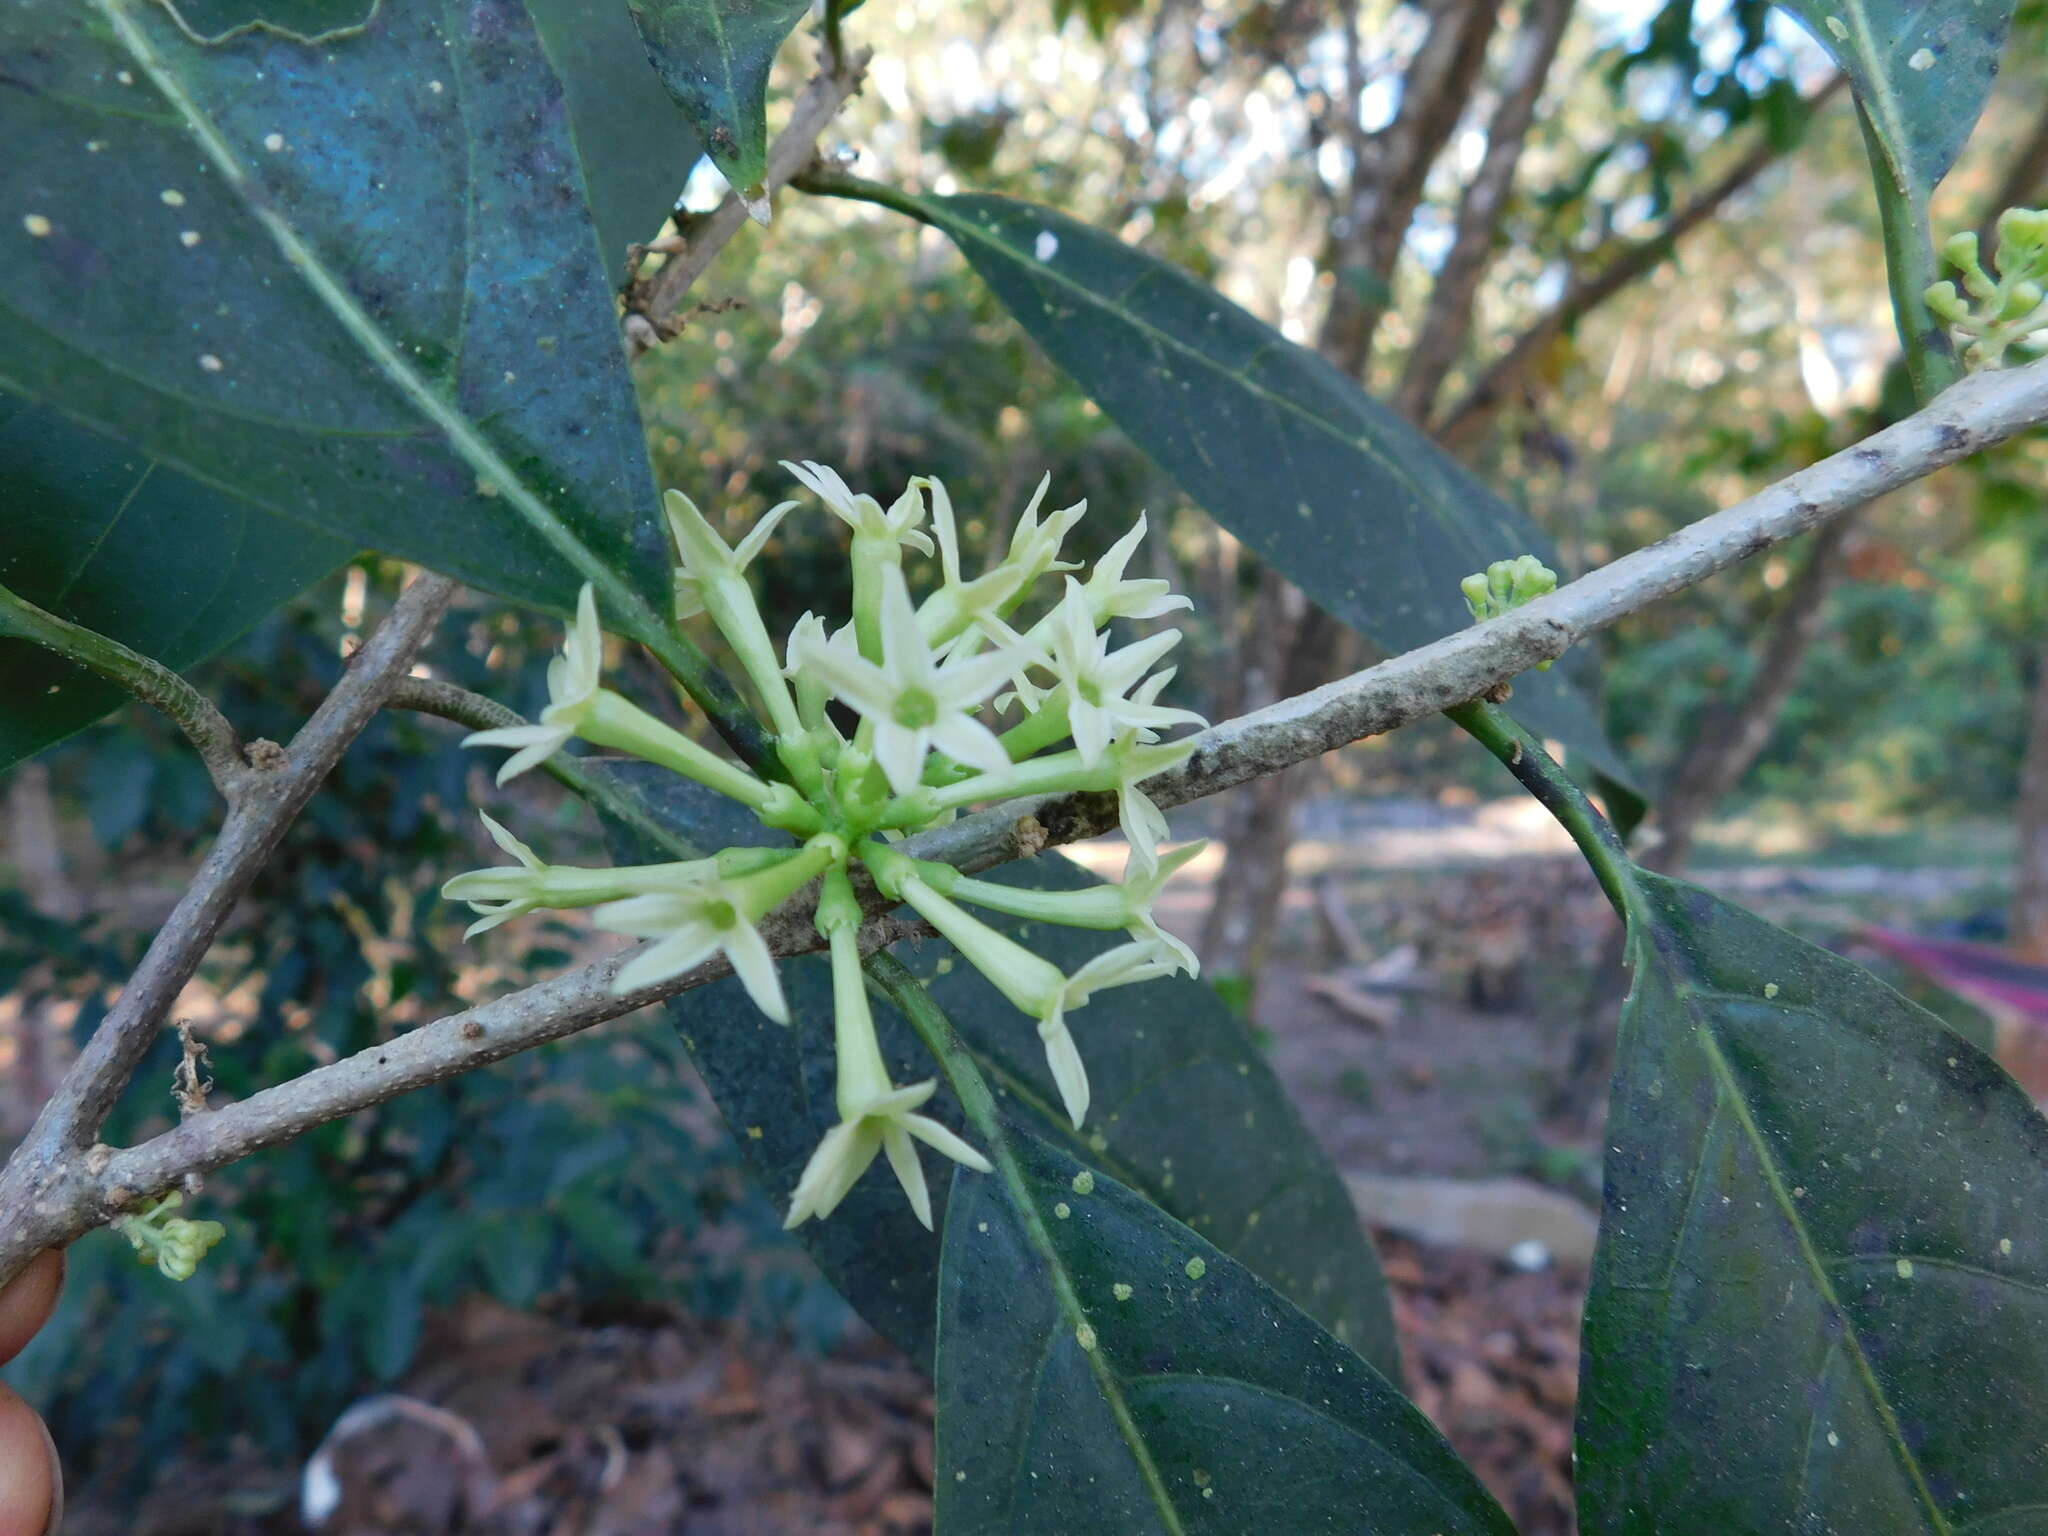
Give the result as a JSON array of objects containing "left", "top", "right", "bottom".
[
  {"left": 4, "top": 355, "right": 2045, "bottom": 1285},
  {"left": 1320, "top": 0, "right": 1505, "bottom": 368},
  {"left": 625, "top": 50, "right": 870, "bottom": 357},
  {"left": 0, "top": 579, "right": 246, "bottom": 796},
  {"left": 91, "top": 910, "right": 930, "bottom": 1205},
  {"left": 0, "top": 575, "right": 456, "bottom": 1244},
  {"left": 1432, "top": 72, "right": 1848, "bottom": 450},
  {"left": 1394, "top": 0, "right": 1574, "bottom": 423},
  {"left": 904, "top": 355, "right": 2048, "bottom": 873}
]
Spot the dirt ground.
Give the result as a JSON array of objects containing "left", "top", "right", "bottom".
[{"left": 58, "top": 796, "right": 2015, "bottom": 1535}]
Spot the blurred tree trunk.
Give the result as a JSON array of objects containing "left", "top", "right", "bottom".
[
  {"left": 2012, "top": 647, "right": 2048, "bottom": 959},
  {"left": 1201, "top": 0, "right": 1528, "bottom": 996},
  {"left": 1642, "top": 511, "right": 1862, "bottom": 873}
]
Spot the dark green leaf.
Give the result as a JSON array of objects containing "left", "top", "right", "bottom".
[
  {"left": 0, "top": 402, "right": 349, "bottom": 770},
  {"left": 0, "top": 0, "right": 704, "bottom": 767},
  {"left": 625, "top": 0, "right": 811, "bottom": 196},
  {"left": 593, "top": 762, "right": 1400, "bottom": 1378},
  {"left": 2, "top": 0, "right": 667, "bottom": 636},
  {"left": 1775, "top": 0, "right": 2015, "bottom": 198},
  {"left": 1577, "top": 869, "right": 2048, "bottom": 1532},
  {"left": 529, "top": 0, "right": 701, "bottom": 277},
  {"left": 936, "top": 1134, "right": 1512, "bottom": 1534},
  {"left": 814, "top": 181, "right": 1629, "bottom": 786}
]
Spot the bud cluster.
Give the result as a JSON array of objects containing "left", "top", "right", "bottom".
[
  {"left": 448, "top": 465, "right": 1209, "bottom": 1230},
  {"left": 113, "top": 1192, "right": 226, "bottom": 1282},
  {"left": 1462, "top": 555, "right": 1558, "bottom": 670},
  {"left": 1926, "top": 209, "right": 2048, "bottom": 370}
]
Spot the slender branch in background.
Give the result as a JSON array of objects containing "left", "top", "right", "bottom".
[
  {"left": 0, "top": 579, "right": 246, "bottom": 796},
  {"left": 0, "top": 574, "right": 456, "bottom": 1220},
  {"left": 1642, "top": 510, "right": 1861, "bottom": 872},
  {"left": 388, "top": 677, "right": 705, "bottom": 863},
  {"left": 2, "top": 355, "right": 2044, "bottom": 1287},
  {"left": 89, "top": 910, "right": 932, "bottom": 1206},
  {"left": 904, "top": 355, "right": 2048, "bottom": 874},
  {"left": 1645, "top": 100, "right": 2048, "bottom": 877},
  {"left": 625, "top": 51, "right": 871, "bottom": 356},
  {"left": 1320, "top": 0, "right": 1505, "bottom": 368},
  {"left": 1394, "top": 0, "right": 1575, "bottom": 423},
  {"left": 1433, "top": 73, "right": 1849, "bottom": 451}
]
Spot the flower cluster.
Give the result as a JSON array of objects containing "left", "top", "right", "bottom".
[
  {"left": 447, "top": 465, "right": 1208, "bottom": 1230},
  {"left": 114, "top": 1191, "right": 226, "bottom": 1282},
  {"left": 1927, "top": 208, "right": 2048, "bottom": 370}
]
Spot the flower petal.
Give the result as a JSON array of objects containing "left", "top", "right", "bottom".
[
  {"left": 722, "top": 920, "right": 789, "bottom": 1024},
  {"left": 1038, "top": 1010, "right": 1091, "bottom": 1128},
  {"left": 876, "top": 566, "right": 935, "bottom": 686},
  {"left": 798, "top": 633, "right": 899, "bottom": 720},
  {"left": 462, "top": 722, "right": 557, "bottom": 752},
  {"left": 882, "top": 1124, "right": 934, "bottom": 1229},
  {"left": 928, "top": 714, "right": 1013, "bottom": 778},
  {"left": 476, "top": 810, "right": 541, "bottom": 867},
  {"left": 785, "top": 1121, "right": 871, "bottom": 1228},
  {"left": 613, "top": 926, "right": 721, "bottom": 994},
  {"left": 494, "top": 731, "right": 571, "bottom": 785},
  {"left": 735, "top": 499, "right": 798, "bottom": 570},
  {"left": 871, "top": 721, "right": 932, "bottom": 799},
  {"left": 901, "top": 1112, "right": 993, "bottom": 1173},
  {"left": 1068, "top": 698, "right": 1111, "bottom": 768}
]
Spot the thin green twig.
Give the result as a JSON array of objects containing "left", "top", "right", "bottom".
[
  {"left": 1445, "top": 698, "right": 1642, "bottom": 922},
  {"left": 385, "top": 677, "right": 705, "bottom": 861},
  {"left": 0, "top": 579, "right": 246, "bottom": 795}
]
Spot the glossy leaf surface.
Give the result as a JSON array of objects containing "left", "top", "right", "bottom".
[
  {"left": 0, "top": 401, "right": 349, "bottom": 769},
  {"left": 935, "top": 1133, "right": 1513, "bottom": 1534},
  {"left": 2, "top": 0, "right": 667, "bottom": 629},
  {"left": 625, "top": 0, "right": 810, "bottom": 194},
  {"left": 0, "top": 0, "right": 695, "bottom": 766},
  {"left": 1774, "top": 0, "right": 2014, "bottom": 198},
  {"left": 1577, "top": 868, "right": 2048, "bottom": 1533}
]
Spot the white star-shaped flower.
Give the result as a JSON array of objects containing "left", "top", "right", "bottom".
[
  {"left": 462, "top": 584, "right": 605, "bottom": 784},
  {"left": 1042, "top": 580, "right": 1206, "bottom": 766},
  {"left": 793, "top": 566, "right": 1019, "bottom": 796},
  {"left": 441, "top": 813, "right": 548, "bottom": 938},
  {"left": 666, "top": 488, "right": 795, "bottom": 620},
  {"left": 783, "top": 460, "right": 935, "bottom": 557},
  {"left": 1037, "top": 939, "right": 1184, "bottom": 1128},
  {"left": 594, "top": 878, "right": 788, "bottom": 1020},
  {"left": 1075, "top": 514, "right": 1193, "bottom": 623},
  {"left": 784, "top": 1080, "right": 991, "bottom": 1230}
]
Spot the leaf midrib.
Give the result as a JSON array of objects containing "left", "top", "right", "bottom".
[
  {"left": 1838, "top": 0, "right": 1917, "bottom": 196},
  {"left": 977, "top": 1122, "right": 1190, "bottom": 1533},
  {"left": 91, "top": 0, "right": 661, "bottom": 638},
  {"left": 1685, "top": 992, "right": 1953, "bottom": 1534}
]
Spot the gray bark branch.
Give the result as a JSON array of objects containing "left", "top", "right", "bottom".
[
  {"left": 3, "top": 355, "right": 2046, "bottom": 1285},
  {"left": 625, "top": 52, "right": 870, "bottom": 356}
]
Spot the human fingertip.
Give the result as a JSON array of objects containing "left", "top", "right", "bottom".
[
  {"left": 0, "top": 1388, "right": 56, "bottom": 1536},
  {"left": 0, "top": 1255, "right": 62, "bottom": 1369}
]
